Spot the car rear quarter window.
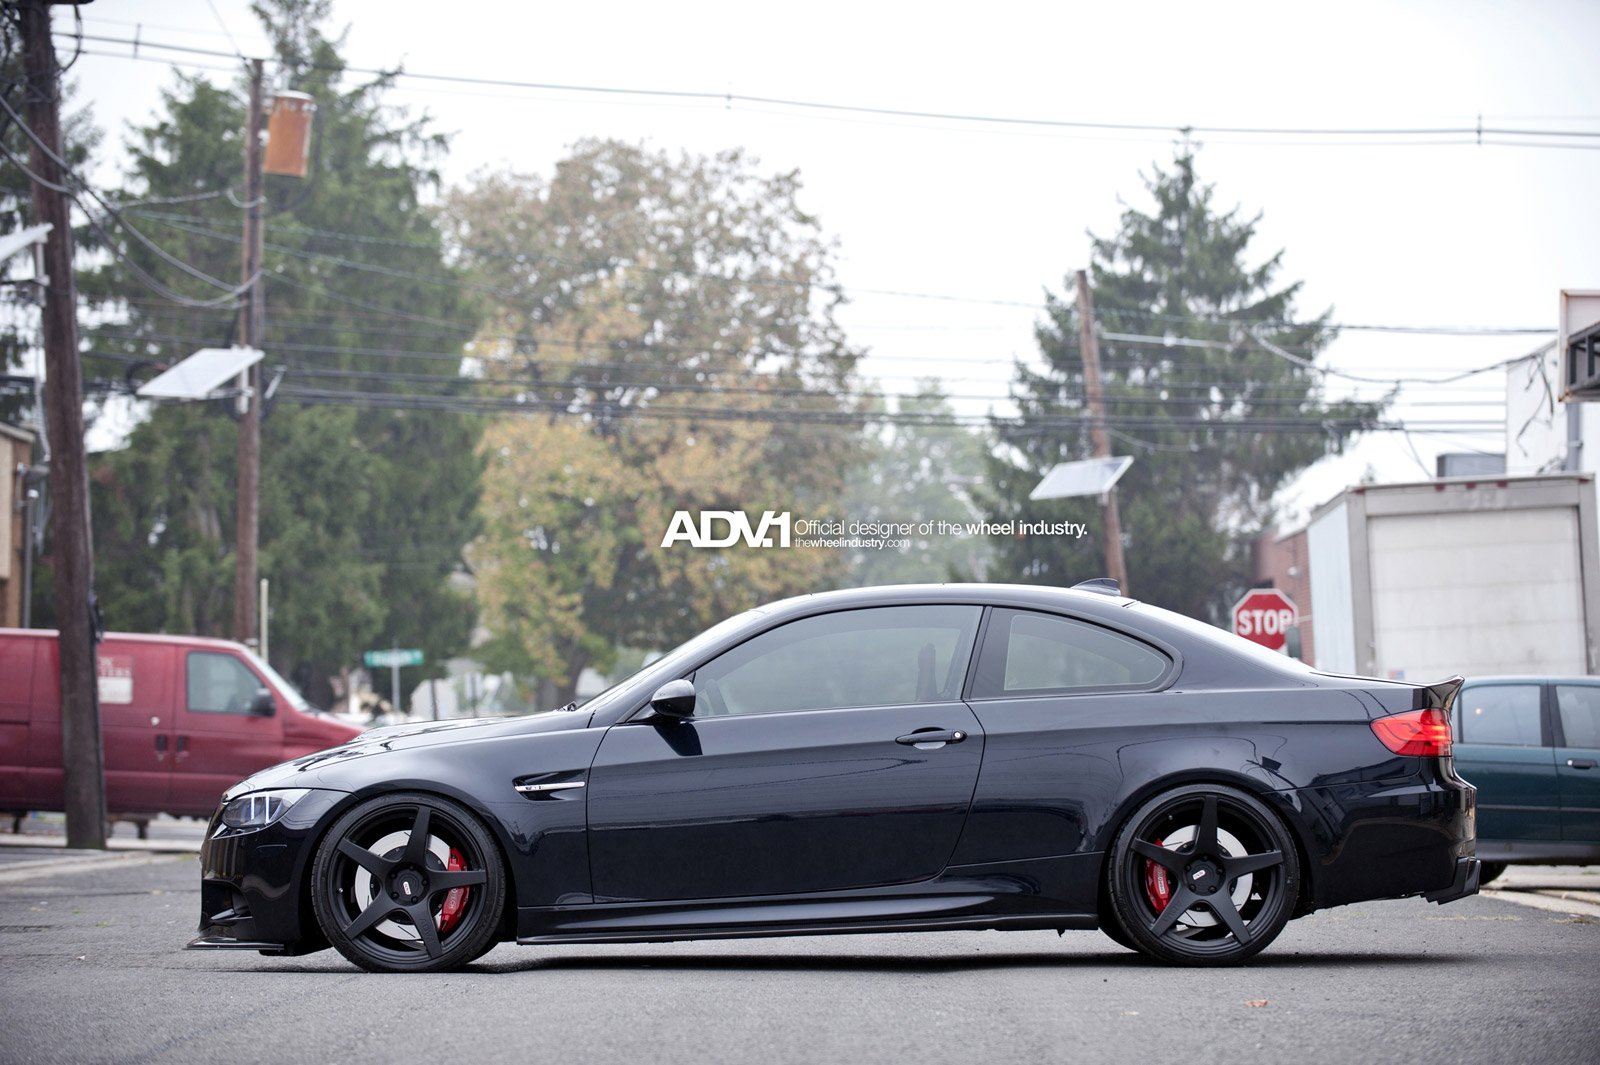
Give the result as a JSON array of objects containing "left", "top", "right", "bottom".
[
  {"left": 970, "top": 608, "right": 1169, "bottom": 699},
  {"left": 1457, "top": 684, "right": 1542, "bottom": 746},
  {"left": 694, "top": 605, "right": 983, "bottom": 717},
  {"left": 1555, "top": 685, "right": 1600, "bottom": 749}
]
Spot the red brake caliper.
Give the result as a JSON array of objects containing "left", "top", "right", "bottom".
[
  {"left": 1144, "top": 837, "right": 1173, "bottom": 912},
  {"left": 438, "top": 847, "right": 469, "bottom": 934}
]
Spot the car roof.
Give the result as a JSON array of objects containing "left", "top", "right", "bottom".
[
  {"left": 755, "top": 582, "right": 1134, "bottom": 620},
  {"left": 0, "top": 628, "right": 249, "bottom": 653}
]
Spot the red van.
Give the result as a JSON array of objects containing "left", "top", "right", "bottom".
[{"left": 0, "top": 629, "right": 361, "bottom": 823}]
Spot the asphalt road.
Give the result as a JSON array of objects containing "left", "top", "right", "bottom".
[{"left": 0, "top": 855, "right": 1596, "bottom": 1065}]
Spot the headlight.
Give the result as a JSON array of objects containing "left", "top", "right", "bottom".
[{"left": 220, "top": 788, "right": 311, "bottom": 832}]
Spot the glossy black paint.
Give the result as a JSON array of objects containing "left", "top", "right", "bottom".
[{"left": 189, "top": 583, "right": 1477, "bottom": 961}]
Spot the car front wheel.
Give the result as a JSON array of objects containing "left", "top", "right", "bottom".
[
  {"left": 311, "top": 792, "right": 506, "bottom": 973},
  {"left": 1106, "top": 784, "right": 1299, "bottom": 965}
]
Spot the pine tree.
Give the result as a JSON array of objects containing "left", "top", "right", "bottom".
[
  {"left": 986, "top": 151, "right": 1382, "bottom": 622},
  {"left": 82, "top": 0, "right": 479, "bottom": 704}
]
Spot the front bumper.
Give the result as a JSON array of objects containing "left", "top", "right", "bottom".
[
  {"left": 186, "top": 788, "right": 346, "bottom": 956},
  {"left": 1423, "top": 856, "right": 1481, "bottom": 905}
]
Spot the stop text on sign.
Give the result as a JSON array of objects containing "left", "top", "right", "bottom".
[
  {"left": 1232, "top": 589, "right": 1298, "bottom": 652},
  {"left": 1237, "top": 608, "right": 1294, "bottom": 636}
]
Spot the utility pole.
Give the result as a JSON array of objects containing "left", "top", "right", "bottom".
[
  {"left": 20, "top": 0, "right": 105, "bottom": 848},
  {"left": 1075, "top": 269, "right": 1130, "bottom": 594},
  {"left": 233, "top": 58, "right": 264, "bottom": 646}
]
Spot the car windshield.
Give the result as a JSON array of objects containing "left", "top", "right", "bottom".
[
  {"left": 574, "top": 606, "right": 769, "bottom": 717},
  {"left": 241, "top": 646, "right": 317, "bottom": 714}
]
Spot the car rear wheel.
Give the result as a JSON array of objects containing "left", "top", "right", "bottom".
[
  {"left": 1106, "top": 784, "right": 1299, "bottom": 966},
  {"left": 311, "top": 792, "right": 505, "bottom": 973},
  {"left": 1478, "top": 861, "right": 1506, "bottom": 886}
]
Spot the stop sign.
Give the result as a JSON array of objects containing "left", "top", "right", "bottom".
[{"left": 1232, "top": 588, "right": 1298, "bottom": 652}]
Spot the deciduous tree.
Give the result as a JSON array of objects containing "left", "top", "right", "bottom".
[{"left": 449, "top": 141, "right": 864, "bottom": 701}]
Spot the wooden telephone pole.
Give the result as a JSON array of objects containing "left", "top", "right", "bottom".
[
  {"left": 233, "top": 59, "right": 264, "bottom": 645},
  {"left": 19, "top": 0, "right": 104, "bottom": 848},
  {"left": 1075, "top": 269, "right": 1130, "bottom": 594}
]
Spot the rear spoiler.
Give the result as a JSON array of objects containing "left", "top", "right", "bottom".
[{"left": 1421, "top": 675, "right": 1464, "bottom": 712}]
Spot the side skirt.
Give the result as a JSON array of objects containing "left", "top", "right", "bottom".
[{"left": 518, "top": 912, "right": 1098, "bottom": 946}]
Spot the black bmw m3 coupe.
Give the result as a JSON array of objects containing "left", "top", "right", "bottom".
[{"left": 189, "top": 582, "right": 1479, "bottom": 972}]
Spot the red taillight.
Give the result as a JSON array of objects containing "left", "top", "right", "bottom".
[{"left": 1372, "top": 707, "right": 1453, "bottom": 757}]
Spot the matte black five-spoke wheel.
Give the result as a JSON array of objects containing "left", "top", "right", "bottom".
[
  {"left": 1106, "top": 784, "right": 1299, "bottom": 965},
  {"left": 311, "top": 793, "right": 506, "bottom": 973}
]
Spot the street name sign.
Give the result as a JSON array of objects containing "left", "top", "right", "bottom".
[{"left": 364, "top": 648, "right": 424, "bottom": 668}]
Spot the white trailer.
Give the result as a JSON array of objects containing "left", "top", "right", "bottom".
[{"left": 1306, "top": 474, "right": 1600, "bottom": 679}]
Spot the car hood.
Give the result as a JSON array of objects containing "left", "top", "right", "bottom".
[{"left": 224, "top": 709, "right": 594, "bottom": 798}]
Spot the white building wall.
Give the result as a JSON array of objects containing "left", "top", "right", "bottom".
[
  {"left": 1506, "top": 345, "right": 1600, "bottom": 476},
  {"left": 1307, "top": 499, "right": 1356, "bottom": 673}
]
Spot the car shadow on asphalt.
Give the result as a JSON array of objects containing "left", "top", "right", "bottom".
[
  {"left": 475, "top": 950, "right": 1476, "bottom": 974},
  {"left": 217, "top": 948, "right": 1477, "bottom": 975}
]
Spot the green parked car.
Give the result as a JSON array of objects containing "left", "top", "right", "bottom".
[{"left": 1453, "top": 677, "right": 1600, "bottom": 882}]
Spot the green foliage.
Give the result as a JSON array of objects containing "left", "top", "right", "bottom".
[
  {"left": 841, "top": 382, "right": 993, "bottom": 586},
  {"left": 0, "top": 16, "right": 99, "bottom": 424},
  {"left": 83, "top": 0, "right": 480, "bottom": 701},
  {"left": 449, "top": 141, "right": 865, "bottom": 699},
  {"left": 985, "top": 151, "right": 1383, "bottom": 622}
]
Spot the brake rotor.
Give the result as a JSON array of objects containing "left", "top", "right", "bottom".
[{"left": 1143, "top": 824, "right": 1254, "bottom": 928}]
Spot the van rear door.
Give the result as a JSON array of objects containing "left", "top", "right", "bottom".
[
  {"left": 0, "top": 634, "right": 36, "bottom": 811},
  {"left": 169, "top": 647, "right": 287, "bottom": 816},
  {"left": 13, "top": 635, "right": 177, "bottom": 816},
  {"left": 95, "top": 639, "right": 179, "bottom": 815}
]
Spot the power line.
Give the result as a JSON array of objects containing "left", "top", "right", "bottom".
[
  {"left": 60, "top": 30, "right": 1600, "bottom": 148},
  {"left": 0, "top": 95, "right": 253, "bottom": 309},
  {"left": 119, "top": 208, "right": 1556, "bottom": 337},
  {"left": 99, "top": 292, "right": 1544, "bottom": 372},
  {"left": 203, "top": 0, "right": 246, "bottom": 62},
  {"left": 89, "top": 322, "right": 1514, "bottom": 403}
]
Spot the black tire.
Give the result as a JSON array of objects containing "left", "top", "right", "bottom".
[
  {"left": 1100, "top": 920, "right": 1138, "bottom": 951},
  {"left": 1105, "top": 784, "right": 1300, "bottom": 966},
  {"left": 1478, "top": 861, "right": 1507, "bottom": 886},
  {"left": 311, "top": 792, "right": 506, "bottom": 973}
]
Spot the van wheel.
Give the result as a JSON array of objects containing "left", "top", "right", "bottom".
[{"left": 310, "top": 792, "right": 505, "bottom": 973}]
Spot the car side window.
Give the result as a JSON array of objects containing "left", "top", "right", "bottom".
[
  {"left": 1555, "top": 685, "right": 1600, "bottom": 749},
  {"left": 1456, "top": 684, "right": 1542, "bottom": 746},
  {"left": 692, "top": 605, "right": 982, "bottom": 718},
  {"left": 970, "top": 608, "right": 1169, "bottom": 699},
  {"left": 187, "top": 652, "right": 262, "bottom": 715}
]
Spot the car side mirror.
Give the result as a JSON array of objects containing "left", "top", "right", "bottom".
[
  {"left": 249, "top": 687, "right": 276, "bottom": 716},
  {"left": 647, "top": 679, "right": 696, "bottom": 722}
]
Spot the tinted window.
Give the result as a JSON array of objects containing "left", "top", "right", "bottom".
[
  {"left": 971, "top": 609, "right": 1168, "bottom": 698},
  {"left": 693, "top": 605, "right": 982, "bottom": 717},
  {"left": 187, "top": 652, "right": 263, "bottom": 714},
  {"left": 1457, "top": 684, "right": 1542, "bottom": 746},
  {"left": 1555, "top": 685, "right": 1600, "bottom": 749}
]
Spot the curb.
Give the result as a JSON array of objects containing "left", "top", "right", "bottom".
[
  {"left": 0, "top": 850, "right": 181, "bottom": 884},
  {"left": 0, "top": 833, "right": 202, "bottom": 855},
  {"left": 1480, "top": 887, "right": 1600, "bottom": 919}
]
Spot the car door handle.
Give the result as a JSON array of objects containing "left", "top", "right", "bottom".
[
  {"left": 155, "top": 735, "right": 168, "bottom": 752},
  {"left": 896, "top": 729, "right": 967, "bottom": 747},
  {"left": 1567, "top": 758, "right": 1598, "bottom": 770}
]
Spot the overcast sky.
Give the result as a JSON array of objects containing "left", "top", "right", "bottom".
[{"left": 65, "top": 0, "right": 1600, "bottom": 524}]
